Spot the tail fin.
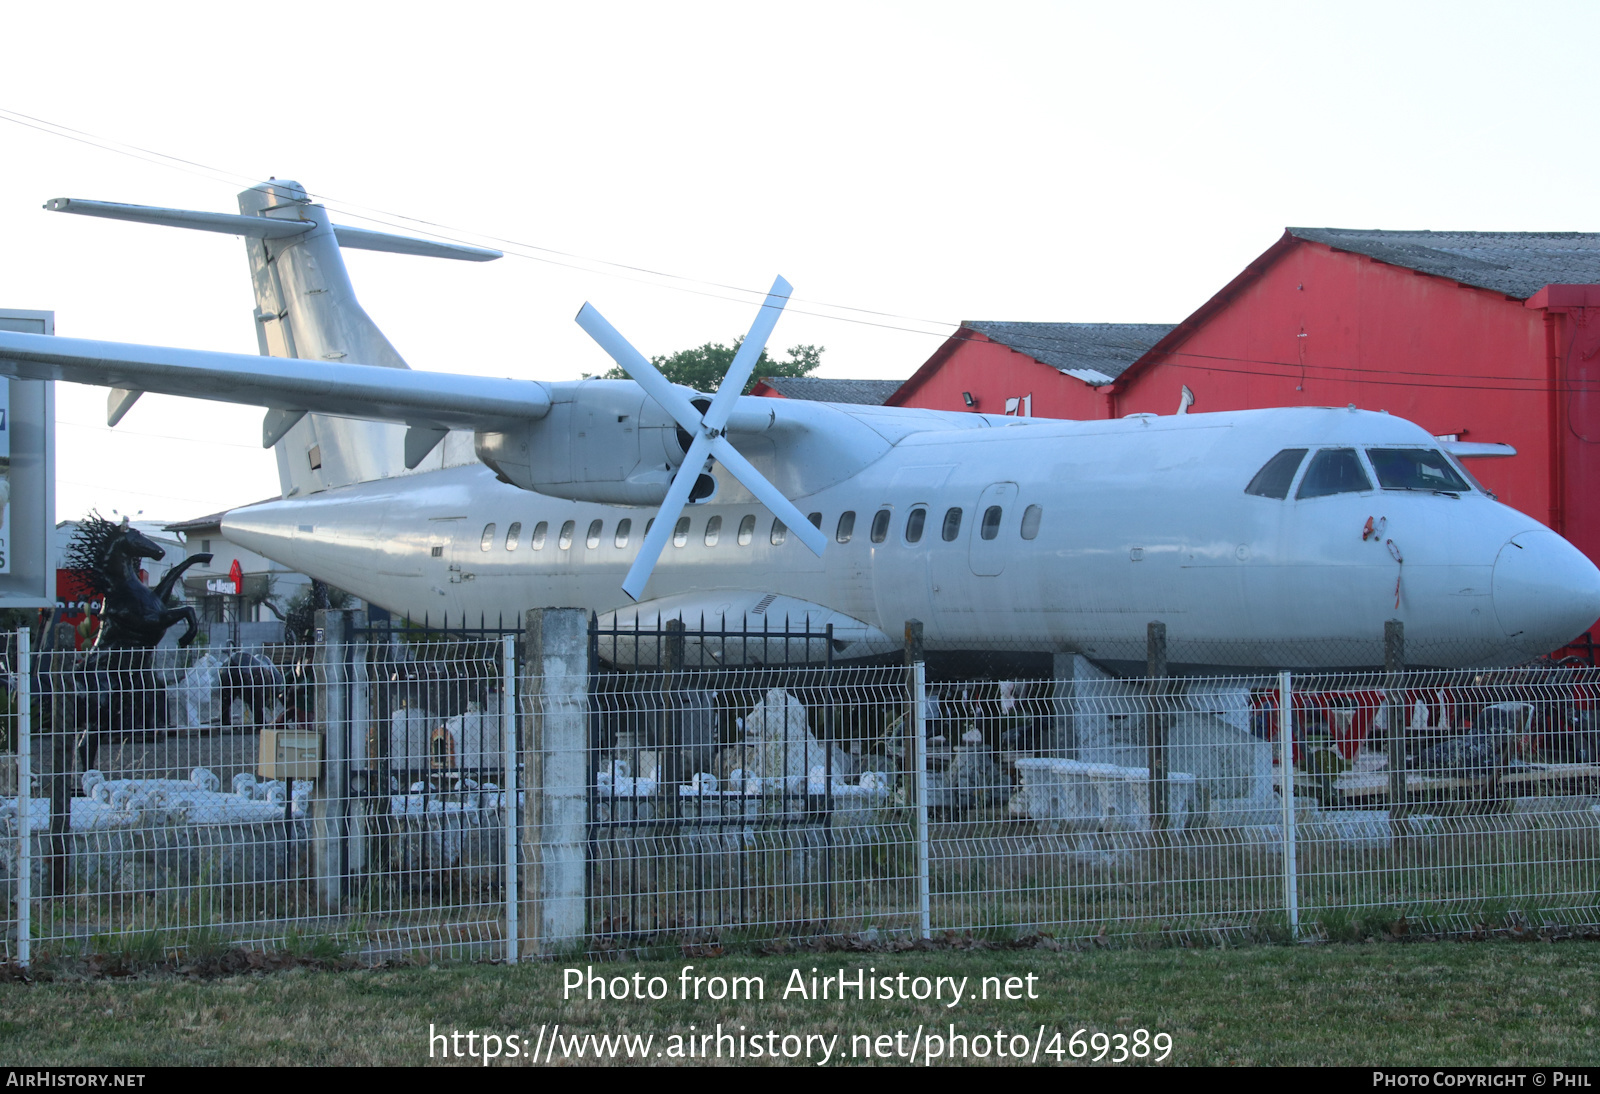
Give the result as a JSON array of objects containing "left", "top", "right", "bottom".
[
  {"left": 47, "top": 180, "right": 501, "bottom": 497},
  {"left": 238, "top": 179, "right": 413, "bottom": 497}
]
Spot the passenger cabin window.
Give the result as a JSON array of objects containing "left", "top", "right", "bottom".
[
  {"left": 614, "top": 518, "right": 632, "bottom": 548},
  {"left": 870, "top": 509, "right": 891, "bottom": 544},
  {"left": 1296, "top": 448, "right": 1372, "bottom": 499},
  {"left": 905, "top": 507, "right": 927, "bottom": 544},
  {"left": 941, "top": 508, "right": 963, "bottom": 542},
  {"left": 807, "top": 512, "right": 823, "bottom": 530},
  {"left": 480, "top": 523, "right": 496, "bottom": 551},
  {"left": 836, "top": 511, "right": 856, "bottom": 544},
  {"left": 1245, "top": 448, "right": 1308, "bottom": 499},
  {"left": 1020, "top": 505, "right": 1043, "bottom": 540},
  {"left": 530, "top": 521, "right": 548, "bottom": 550},
  {"left": 586, "top": 519, "right": 603, "bottom": 549},
  {"left": 770, "top": 519, "right": 787, "bottom": 546},
  {"left": 644, "top": 518, "right": 655, "bottom": 539},
  {"left": 558, "top": 520, "right": 575, "bottom": 550},
  {"left": 738, "top": 514, "right": 756, "bottom": 546},
  {"left": 980, "top": 505, "right": 1002, "bottom": 540},
  {"left": 504, "top": 522, "right": 521, "bottom": 551},
  {"left": 673, "top": 517, "right": 690, "bottom": 547},
  {"left": 704, "top": 515, "right": 723, "bottom": 546},
  {"left": 1366, "top": 448, "right": 1471, "bottom": 494}
]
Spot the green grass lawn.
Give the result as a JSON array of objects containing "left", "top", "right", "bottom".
[{"left": 2, "top": 941, "right": 1597, "bottom": 1066}]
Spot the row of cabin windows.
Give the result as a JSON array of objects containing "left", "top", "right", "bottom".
[{"left": 476, "top": 504, "right": 1046, "bottom": 552}]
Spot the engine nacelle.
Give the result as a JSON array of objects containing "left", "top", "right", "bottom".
[{"left": 474, "top": 380, "right": 687, "bottom": 505}]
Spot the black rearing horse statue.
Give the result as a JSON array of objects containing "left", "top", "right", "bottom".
[{"left": 63, "top": 515, "right": 213, "bottom": 770}]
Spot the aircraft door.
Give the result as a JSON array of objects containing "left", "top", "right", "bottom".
[
  {"left": 426, "top": 516, "right": 467, "bottom": 593},
  {"left": 969, "top": 482, "right": 1018, "bottom": 577}
]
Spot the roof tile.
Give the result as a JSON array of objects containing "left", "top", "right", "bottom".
[
  {"left": 755, "top": 377, "right": 904, "bottom": 404},
  {"left": 1288, "top": 228, "right": 1600, "bottom": 298},
  {"left": 964, "top": 321, "right": 1177, "bottom": 381}
]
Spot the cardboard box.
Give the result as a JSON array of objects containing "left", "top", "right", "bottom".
[{"left": 258, "top": 728, "right": 322, "bottom": 781}]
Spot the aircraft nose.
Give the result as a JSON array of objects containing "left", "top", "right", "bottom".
[{"left": 1492, "top": 529, "right": 1600, "bottom": 649}]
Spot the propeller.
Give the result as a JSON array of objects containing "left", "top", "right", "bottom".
[{"left": 575, "top": 275, "right": 828, "bottom": 601}]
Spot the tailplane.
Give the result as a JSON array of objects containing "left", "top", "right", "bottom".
[{"left": 47, "top": 180, "right": 501, "bottom": 497}]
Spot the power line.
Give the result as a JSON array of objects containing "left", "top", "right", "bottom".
[
  {"left": 7, "top": 106, "right": 1595, "bottom": 396},
  {"left": 54, "top": 476, "right": 256, "bottom": 511},
  {"left": 0, "top": 107, "right": 962, "bottom": 339},
  {"left": 56, "top": 417, "right": 266, "bottom": 451},
  {"left": 1155, "top": 350, "right": 1600, "bottom": 394}
]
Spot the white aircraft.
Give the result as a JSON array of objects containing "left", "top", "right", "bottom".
[{"left": 1, "top": 179, "right": 1598, "bottom": 673}]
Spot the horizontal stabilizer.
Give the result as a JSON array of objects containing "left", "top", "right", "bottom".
[
  {"left": 0, "top": 329, "right": 550, "bottom": 434},
  {"left": 333, "top": 226, "right": 501, "bottom": 262},
  {"left": 46, "top": 197, "right": 314, "bottom": 239},
  {"left": 46, "top": 197, "right": 502, "bottom": 261}
]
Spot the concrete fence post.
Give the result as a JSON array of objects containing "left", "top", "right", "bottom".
[
  {"left": 1279, "top": 670, "right": 1299, "bottom": 937},
  {"left": 521, "top": 608, "right": 589, "bottom": 956},
  {"left": 312, "top": 608, "right": 363, "bottom": 910},
  {"left": 904, "top": 620, "right": 930, "bottom": 939}
]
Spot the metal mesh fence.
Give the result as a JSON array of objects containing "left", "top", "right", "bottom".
[
  {"left": 3, "top": 623, "right": 1597, "bottom": 965},
  {"left": 587, "top": 665, "right": 915, "bottom": 952},
  {"left": 923, "top": 670, "right": 1286, "bottom": 942},
  {"left": 1, "top": 633, "right": 517, "bottom": 965}
]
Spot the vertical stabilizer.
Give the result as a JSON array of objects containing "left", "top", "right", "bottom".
[
  {"left": 237, "top": 180, "right": 415, "bottom": 497},
  {"left": 44, "top": 182, "right": 501, "bottom": 498}
]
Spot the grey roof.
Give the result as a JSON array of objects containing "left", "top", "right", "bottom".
[
  {"left": 1288, "top": 228, "right": 1600, "bottom": 299},
  {"left": 964, "top": 321, "right": 1177, "bottom": 383},
  {"left": 757, "top": 376, "right": 904, "bottom": 404}
]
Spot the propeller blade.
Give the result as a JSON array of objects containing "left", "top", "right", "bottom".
[
  {"left": 574, "top": 303, "right": 702, "bottom": 433},
  {"left": 621, "top": 432, "right": 714, "bottom": 601},
  {"left": 703, "top": 275, "right": 792, "bottom": 431},
  {"left": 709, "top": 434, "right": 827, "bottom": 557},
  {"left": 583, "top": 276, "right": 824, "bottom": 600}
]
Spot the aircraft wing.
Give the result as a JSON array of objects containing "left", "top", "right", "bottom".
[{"left": 0, "top": 329, "right": 552, "bottom": 440}]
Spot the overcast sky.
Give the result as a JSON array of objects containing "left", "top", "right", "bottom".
[{"left": 2, "top": 1, "right": 1597, "bottom": 523}]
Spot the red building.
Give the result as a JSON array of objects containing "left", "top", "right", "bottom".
[
  {"left": 885, "top": 229, "right": 1600, "bottom": 571},
  {"left": 887, "top": 322, "right": 1176, "bottom": 419}
]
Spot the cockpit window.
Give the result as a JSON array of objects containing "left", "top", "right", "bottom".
[
  {"left": 1444, "top": 451, "right": 1495, "bottom": 500},
  {"left": 1366, "top": 448, "right": 1471, "bottom": 495},
  {"left": 1245, "top": 449, "right": 1308, "bottom": 499},
  {"left": 1296, "top": 448, "right": 1373, "bottom": 499}
]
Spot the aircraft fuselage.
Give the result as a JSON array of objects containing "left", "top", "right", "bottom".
[{"left": 223, "top": 404, "right": 1600, "bottom": 672}]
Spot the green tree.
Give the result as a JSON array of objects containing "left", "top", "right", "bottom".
[{"left": 603, "top": 337, "right": 823, "bottom": 395}]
